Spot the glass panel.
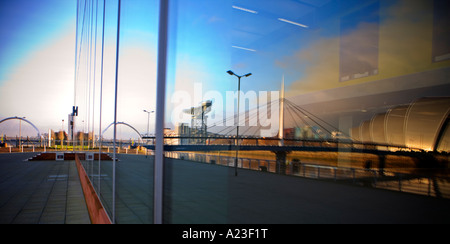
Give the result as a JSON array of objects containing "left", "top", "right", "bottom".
[
  {"left": 73, "top": 0, "right": 158, "bottom": 223},
  {"left": 163, "top": 0, "right": 450, "bottom": 224},
  {"left": 340, "top": 1, "right": 379, "bottom": 82},
  {"left": 3, "top": 0, "right": 450, "bottom": 226},
  {"left": 164, "top": 0, "right": 233, "bottom": 224},
  {"left": 432, "top": 0, "right": 450, "bottom": 62}
]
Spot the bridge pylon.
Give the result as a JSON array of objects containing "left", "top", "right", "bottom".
[
  {"left": 274, "top": 76, "right": 288, "bottom": 174},
  {"left": 278, "top": 75, "right": 285, "bottom": 147},
  {"left": 274, "top": 150, "right": 290, "bottom": 175}
]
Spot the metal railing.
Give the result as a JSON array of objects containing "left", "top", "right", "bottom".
[{"left": 164, "top": 151, "right": 450, "bottom": 199}]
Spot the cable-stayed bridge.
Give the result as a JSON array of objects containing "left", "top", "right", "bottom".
[{"left": 138, "top": 95, "right": 435, "bottom": 175}]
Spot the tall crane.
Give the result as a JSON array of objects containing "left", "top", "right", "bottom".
[{"left": 183, "top": 100, "right": 213, "bottom": 143}]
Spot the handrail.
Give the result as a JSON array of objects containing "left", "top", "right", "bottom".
[
  {"left": 75, "top": 154, "right": 112, "bottom": 224},
  {"left": 164, "top": 151, "right": 450, "bottom": 199}
]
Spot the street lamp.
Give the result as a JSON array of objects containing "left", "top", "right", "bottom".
[
  {"left": 143, "top": 109, "right": 155, "bottom": 137},
  {"left": 227, "top": 70, "right": 252, "bottom": 176},
  {"left": 18, "top": 116, "right": 26, "bottom": 149}
]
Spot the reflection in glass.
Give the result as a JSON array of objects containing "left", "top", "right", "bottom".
[
  {"left": 405, "top": 97, "right": 450, "bottom": 151},
  {"left": 70, "top": 0, "right": 450, "bottom": 224},
  {"left": 385, "top": 105, "right": 408, "bottom": 147},
  {"left": 340, "top": 1, "right": 379, "bottom": 82}
]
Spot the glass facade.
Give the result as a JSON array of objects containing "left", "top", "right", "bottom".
[
  {"left": 73, "top": 0, "right": 159, "bottom": 223},
  {"left": 70, "top": 0, "right": 450, "bottom": 224}
]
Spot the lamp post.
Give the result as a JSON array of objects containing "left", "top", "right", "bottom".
[
  {"left": 17, "top": 116, "right": 26, "bottom": 149},
  {"left": 227, "top": 70, "right": 252, "bottom": 176},
  {"left": 62, "top": 119, "right": 65, "bottom": 150},
  {"left": 143, "top": 110, "right": 155, "bottom": 137}
]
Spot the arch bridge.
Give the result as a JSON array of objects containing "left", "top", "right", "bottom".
[
  {"left": 101, "top": 122, "right": 143, "bottom": 142},
  {"left": 0, "top": 117, "right": 41, "bottom": 137}
]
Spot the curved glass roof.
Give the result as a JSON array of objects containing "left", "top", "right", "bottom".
[{"left": 352, "top": 97, "right": 450, "bottom": 152}]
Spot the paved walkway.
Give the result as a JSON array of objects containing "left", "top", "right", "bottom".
[
  {"left": 92, "top": 154, "right": 450, "bottom": 224},
  {"left": 2, "top": 153, "right": 450, "bottom": 224},
  {"left": 165, "top": 158, "right": 450, "bottom": 224},
  {"left": 0, "top": 153, "right": 90, "bottom": 224}
]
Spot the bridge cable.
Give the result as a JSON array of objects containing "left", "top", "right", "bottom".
[
  {"left": 284, "top": 100, "right": 328, "bottom": 141},
  {"left": 209, "top": 97, "right": 278, "bottom": 137},
  {"left": 285, "top": 99, "right": 355, "bottom": 140}
]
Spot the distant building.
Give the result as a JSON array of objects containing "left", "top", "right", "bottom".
[
  {"left": 331, "top": 131, "right": 345, "bottom": 140},
  {"left": 284, "top": 126, "right": 329, "bottom": 140},
  {"left": 175, "top": 123, "right": 190, "bottom": 145},
  {"left": 283, "top": 128, "right": 295, "bottom": 139}
]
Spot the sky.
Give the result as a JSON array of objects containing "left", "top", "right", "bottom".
[
  {"left": 1, "top": 0, "right": 449, "bottom": 140},
  {"left": 0, "top": 0, "right": 75, "bottom": 82},
  {"left": 0, "top": 0, "right": 76, "bottom": 137}
]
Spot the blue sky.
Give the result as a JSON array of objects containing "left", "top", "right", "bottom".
[
  {"left": 0, "top": 0, "right": 313, "bottom": 138},
  {"left": 0, "top": 0, "right": 76, "bottom": 136},
  {"left": 1, "top": 0, "right": 448, "bottom": 139},
  {"left": 0, "top": 0, "right": 75, "bottom": 84}
]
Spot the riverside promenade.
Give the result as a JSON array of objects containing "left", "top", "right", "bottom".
[
  {"left": 1, "top": 152, "right": 450, "bottom": 224},
  {"left": 98, "top": 154, "right": 450, "bottom": 224},
  {"left": 0, "top": 153, "right": 90, "bottom": 224}
]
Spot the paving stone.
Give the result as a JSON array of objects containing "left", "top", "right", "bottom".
[{"left": 0, "top": 154, "right": 91, "bottom": 224}]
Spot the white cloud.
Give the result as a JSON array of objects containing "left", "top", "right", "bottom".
[
  {"left": 0, "top": 28, "right": 159, "bottom": 139},
  {"left": 0, "top": 30, "right": 75, "bottom": 133},
  {"left": 281, "top": 0, "right": 446, "bottom": 99},
  {"left": 74, "top": 44, "right": 158, "bottom": 139}
]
